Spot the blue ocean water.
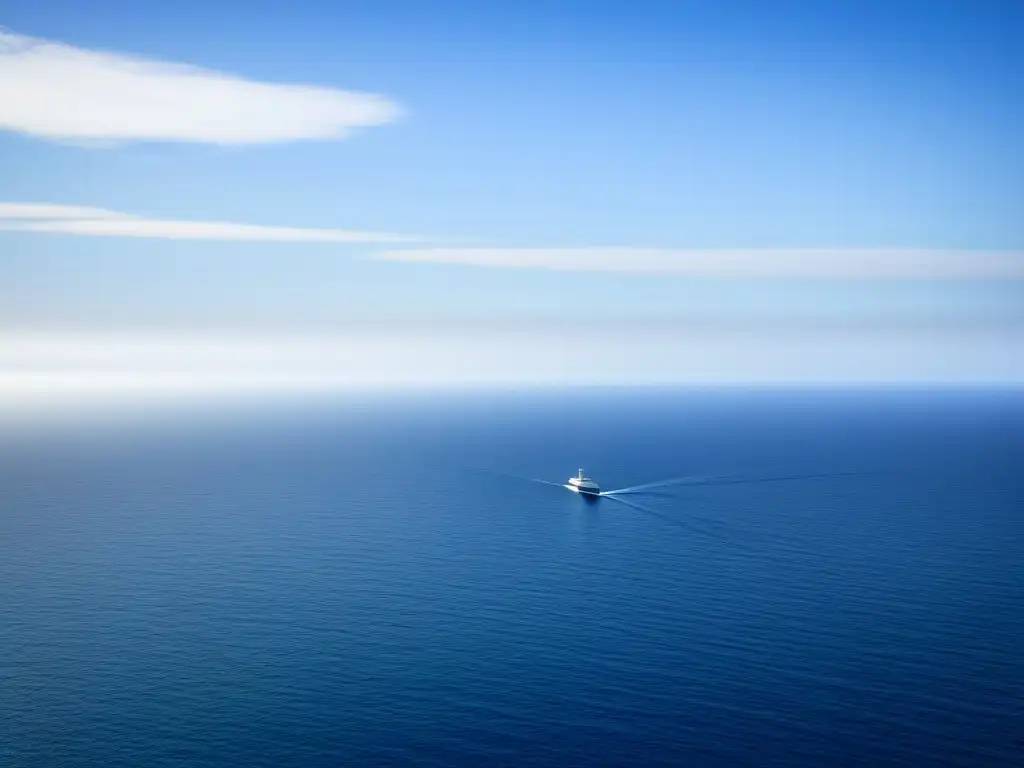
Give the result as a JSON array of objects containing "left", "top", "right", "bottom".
[{"left": 2, "top": 388, "right": 1022, "bottom": 767}]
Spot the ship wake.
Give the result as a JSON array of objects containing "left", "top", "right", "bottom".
[
  {"left": 601, "top": 468, "right": 872, "bottom": 496},
  {"left": 481, "top": 466, "right": 870, "bottom": 501}
]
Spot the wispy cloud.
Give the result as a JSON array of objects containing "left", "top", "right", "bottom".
[
  {"left": 375, "top": 247, "right": 1024, "bottom": 280},
  {"left": 0, "top": 29, "right": 401, "bottom": 144},
  {"left": 0, "top": 202, "right": 415, "bottom": 243}
]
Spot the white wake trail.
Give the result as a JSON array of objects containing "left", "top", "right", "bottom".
[
  {"left": 602, "top": 475, "right": 709, "bottom": 495},
  {"left": 602, "top": 468, "right": 871, "bottom": 496}
]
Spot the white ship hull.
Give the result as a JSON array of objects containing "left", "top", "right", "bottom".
[{"left": 568, "top": 469, "right": 600, "bottom": 495}]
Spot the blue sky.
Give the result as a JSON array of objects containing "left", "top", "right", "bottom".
[{"left": 1, "top": 0, "right": 1022, "bottom": 390}]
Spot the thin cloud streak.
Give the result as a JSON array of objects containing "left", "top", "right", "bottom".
[
  {"left": 0, "top": 29, "right": 401, "bottom": 144},
  {"left": 0, "top": 202, "right": 416, "bottom": 243},
  {"left": 375, "top": 247, "right": 1024, "bottom": 280},
  {"left": 0, "top": 202, "right": 131, "bottom": 219}
]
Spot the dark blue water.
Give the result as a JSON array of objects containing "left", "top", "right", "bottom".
[{"left": 2, "top": 388, "right": 1022, "bottom": 767}]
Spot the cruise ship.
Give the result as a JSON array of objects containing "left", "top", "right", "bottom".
[{"left": 568, "top": 469, "right": 601, "bottom": 496}]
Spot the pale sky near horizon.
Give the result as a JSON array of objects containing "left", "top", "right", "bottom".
[{"left": 2, "top": 0, "right": 1023, "bottom": 390}]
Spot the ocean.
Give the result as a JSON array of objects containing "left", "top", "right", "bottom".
[{"left": 2, "top": 388, "right": 1022, "bottom": 767}]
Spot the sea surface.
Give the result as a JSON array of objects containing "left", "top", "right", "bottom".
[{"left": 2, "top": 388, "right": 1022, "bottom": 767}]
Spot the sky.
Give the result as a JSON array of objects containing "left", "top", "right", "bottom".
[{"left": 1, "top": 0, "right": 1023, "bottom": 394}]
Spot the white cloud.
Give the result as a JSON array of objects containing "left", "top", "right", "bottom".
[
  {"left": 0, "top": 30, "right": 401, "bottom": 144},
  {"left": 0, "top": 202, "right": 131, "bottom": 219},
  {"left": 0, "top": 202, "right": 414, "bottom": 242},
  {"left": 374, "top": 247, "right": 1024, "bottom": 280}
]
